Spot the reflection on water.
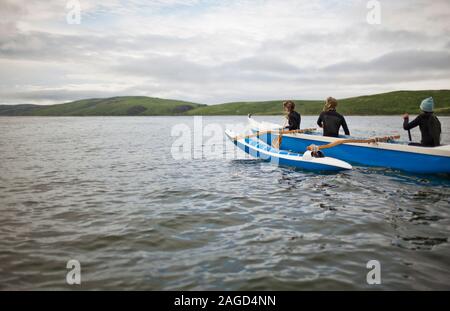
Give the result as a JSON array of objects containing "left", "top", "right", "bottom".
[
  {"left": 394, "top": 236, "right": 447, "bottom": 251},
  {"left": 0, "top": 116, "right": 449, "bottom": 290}
]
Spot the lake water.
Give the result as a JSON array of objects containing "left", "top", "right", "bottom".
[{"left": 0, "top": 116, "right": 449, "bottom": 290}]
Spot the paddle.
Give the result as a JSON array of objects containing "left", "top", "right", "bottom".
[
  {"left": 272, "top": 127, "right": 319, "bottom": 149},
  {"left": 272, "top": 134, "right": 282, "bottom": 149},
  {"left": 307, "top": 135, "right": 401, "bottom": 151},
  {"left": 272, "top": 118, "right": 289, "bottom": 148},
  {"left": 404, "top": 113, "right": 412, "bottom": 142},
  {"left": 232, "top": 128, "right": 316, "bottom": 142}
]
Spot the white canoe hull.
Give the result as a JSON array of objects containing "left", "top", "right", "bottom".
[{"left": 225, "top": 129, "right": 352, "bottom": 172}]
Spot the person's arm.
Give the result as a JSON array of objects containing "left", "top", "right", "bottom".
[
  {"left": 285, "top": 112, "right": 293, "bottom": 130},
  {"left": 403, "top": 114, "right": 421, "bottom": 130},
  {"left": 317, "top": 113, "right": 323, "bottom": 128},
  {"left": 341, "top": 116, "right": 350, "bottom": 136},
  {"left": 283, "top": 115, "right": 289, "bottom": 129}
]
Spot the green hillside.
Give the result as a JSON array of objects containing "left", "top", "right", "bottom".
[
  {"left": 34, "top": 96, "right": 205, "bottom": 116},
  {"left": 0, "top": 96, "right": 204, "bottom": 116},
  {"left": 336, "top": 90, "right": 450, "bottom": 115},
  {"left": 185, "top": 100, "right": 322, "bottom": 116},
  {"left": 0, "top": 90, "right": 449, "bottom": 116},
  {"left": 0, "top": 104, "right": 41, "bottom": 116},
  {"left": 186, "top": 90, "right": 450, "bottom": 116}
]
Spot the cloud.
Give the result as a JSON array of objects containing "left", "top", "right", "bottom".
[
  {"left": 0, "top": 0, "right": 449, "bottom": 104},
  {"left": 114, "top": 53, "right": 303, "bottom": 84},
  {"left": 324, "top": 50, "right": 450, "bottom": 73},
  {"left": 0, "top": 89, "right": 117, "bottom": 104}
]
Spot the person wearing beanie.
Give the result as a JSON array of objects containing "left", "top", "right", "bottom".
[
  {"left": 283, "top": 100, "right": 301, "bottom": 130},
  {"left": 403, "top": 97, "right": 441, "bottom": 147},
  {"left": 317, "top": 97, "right": 350, "bottom": 137}
]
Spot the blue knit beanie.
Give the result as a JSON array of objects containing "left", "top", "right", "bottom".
[{"left": 420, "top": 97, "right": 434, "bottom": 112}]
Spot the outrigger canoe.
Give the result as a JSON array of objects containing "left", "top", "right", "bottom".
[
  {"left": 225, "top": 129, "right": 352, "bottom": 172},
  {"left": 248, "top": 116, "right": 450, "bottom": 174}
]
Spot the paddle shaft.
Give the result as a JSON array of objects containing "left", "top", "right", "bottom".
[
  {"left": 405, "top": 114, "right": 412, "bottom": 141},
  {"left": 308, "top": 135, "right": 401, "bottom": 151},
  {"left": 233, "top": 128, "right": 316, "bottom": 141}
]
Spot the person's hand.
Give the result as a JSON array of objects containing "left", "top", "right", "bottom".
[{"left": 403, "top": 113, "right": 409, "bottom": 119}]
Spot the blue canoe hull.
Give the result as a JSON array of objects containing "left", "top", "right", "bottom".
[{"left": 257, "top": 133, "right": 450, "bottom": 174}]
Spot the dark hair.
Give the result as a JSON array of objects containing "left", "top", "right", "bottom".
[{"left": 283, "top": 100, "right": 295, "bottom": 112}]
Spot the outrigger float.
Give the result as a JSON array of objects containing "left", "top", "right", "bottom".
[
  {"left": 225, "top": 129, "right": 352, "bottom": 172},
  {"left": 244, "top": 115, "right": 450, "bottom": 174}
]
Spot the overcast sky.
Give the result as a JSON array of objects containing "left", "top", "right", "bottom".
[{"left": 0, "top": 0, "right": 449, "bottom": 105}]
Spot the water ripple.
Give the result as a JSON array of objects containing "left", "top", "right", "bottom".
[{"left": 0, "top": 116, "right": 449, "bottom": 290}]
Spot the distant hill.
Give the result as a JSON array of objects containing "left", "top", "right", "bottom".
[
  {"left": 0, "top": 96, "right": 204, "bottom": 116},
  {"left": 0, "top": 90, "right": 449, "bottom": 116},
  {"left": 0, "top": 104, "right": 42, "bottom": 116},
  {"left": 185, "top": 90, "right": 450, "bottom": 116}
]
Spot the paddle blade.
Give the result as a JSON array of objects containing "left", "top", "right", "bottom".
[{"left": 272, "top": 137, "right": 279, "bottom": 148}]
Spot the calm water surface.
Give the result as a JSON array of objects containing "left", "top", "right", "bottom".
[{"left": 0, "top": 116, "right": 449, "bottom": 290}]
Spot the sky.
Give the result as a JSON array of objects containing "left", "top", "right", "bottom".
[{"left": 0, "top": 0, "right": 449, "bottom": 105}]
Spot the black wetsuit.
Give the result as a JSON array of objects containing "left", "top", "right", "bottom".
[
  {"left": 403, "top": 112, "right": 441, "bottom": 147},
  {"left": 285, "top": 111, "right": 301, "bottom": 130},
  {"left": 317, "top": 110, "right": 350, "bottom": 137}
]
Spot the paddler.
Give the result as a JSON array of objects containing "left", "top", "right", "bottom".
[
  {"left": 403, "top": 97, "right": 441, "bottom": 147},
  {"left": 283, "top": 100, "right": 301, "bottom": 130},
  {"left": 317, "top": 97, "right": 350, "bottom": 137}
]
